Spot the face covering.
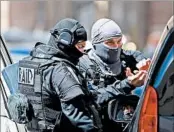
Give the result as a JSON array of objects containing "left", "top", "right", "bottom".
[
  {"left": 94, "top": 43, "right": 122, "bottom": 75},
  {"left": 94, "top": 42, "right": 121, "bottom": 64}
]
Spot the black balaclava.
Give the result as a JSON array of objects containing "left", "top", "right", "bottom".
[
  {"left": 94, "top": 43, "right": 121, "bottom": 64},
  {"left": 91, "top": 18, "right": 122, "bottom": 75},
  {"left": 48, "top": 18, "right": 87, "bottom": 62}
]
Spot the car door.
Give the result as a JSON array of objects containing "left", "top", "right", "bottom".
[
  {"left": 0, "top": 35, "right": 27, "bottom": 132},
  {"left": 126, "top": 16, "right": 174, "bottom": 132}
]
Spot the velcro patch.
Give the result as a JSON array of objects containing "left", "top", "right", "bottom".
[{"left": 18, "top": 67, "right": 35, "bottom": 85}]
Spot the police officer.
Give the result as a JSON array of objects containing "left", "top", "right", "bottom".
[
  {"left": 78, "top": 18, "right": 151, "bottom": 105},
  {"left": 9, "top": 18, "right": 103, "bottom": 132}
]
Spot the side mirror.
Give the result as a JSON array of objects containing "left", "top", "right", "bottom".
[{"left": 108, "top": 95, "right": 139, "bottom": 123}]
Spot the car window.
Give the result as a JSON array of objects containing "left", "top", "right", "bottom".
[
  {"left": 153, "top": 35, "right": 174, "bottom": 116},
  {"left": 159, "top": 70, "right": 174, "bottom": 116},
  {"left": 153, "top": 43, "right": 174, "bottom": 116},
  {"left": 151, "top": 24, "right": 174, "bottom": 116}
]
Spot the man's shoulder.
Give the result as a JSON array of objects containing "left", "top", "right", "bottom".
[
  {"left": 53, "top": 60, "right": 70, "bottom": 70},
  {"left": 53, "top": 60, "right": 80, "bottom": 78}
]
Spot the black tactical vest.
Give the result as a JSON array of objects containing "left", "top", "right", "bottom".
[
  {"left": 18, "top": 56, "right": 103, "bottom": 132},
  {"left": 18, "top": 57, "right": 62, "bottom": 131}
]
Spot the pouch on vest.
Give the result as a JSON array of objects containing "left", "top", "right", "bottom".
[
  {"left": 17, "top": 59, "right": 62, "bottom": 129},
  {"left": 7, "top": 93, "right": 34, "bottom": 124}
]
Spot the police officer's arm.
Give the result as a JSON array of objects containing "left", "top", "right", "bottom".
[
  {"left": 61, "top": 96, "right": 98, "bottom": 132},
  {"left": 92, "top": 78, "right": 134, "bottom": 105},
  {"left": 52, "top": 64, "right": 99, "bottom": 132},
  {"left": 103, "top": 69, "right": 147, "bottom": 95},
  {"left": 96, "top": 70, "right": 147, "bottom": 105},
  {"left": 102, "top": 78, "right": 135, "bottom": 96},
  {"left": 94, "top": 71, "right": 147, "bottom": 105}
]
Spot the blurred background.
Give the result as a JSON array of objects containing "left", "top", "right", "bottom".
[{"left": 1, "top": 1, "right": 173, "bottom": 62}]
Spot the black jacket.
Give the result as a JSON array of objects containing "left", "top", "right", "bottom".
[
  {"left": 78, "top": 49, "right": 146, "bottom": 105},
  {"left": 23, "top": 42, "right": 102, "bottom": 132}
]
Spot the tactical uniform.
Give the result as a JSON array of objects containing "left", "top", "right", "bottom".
[
  {"left": 78, "top": 18, "right": 146, "bottom": 105},
  {"left": 9, "top": 19, "right": 103, "bottom": 132},
  {"left": 79, "top": 49, "right": 145, "bottom": 103}
]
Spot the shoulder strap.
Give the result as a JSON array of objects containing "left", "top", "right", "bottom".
[{"left": 51, "top": 57, "right": 85, "bottom": 79}]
